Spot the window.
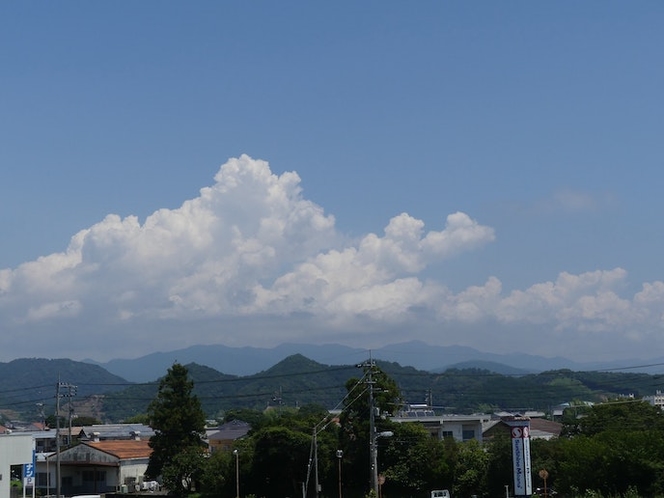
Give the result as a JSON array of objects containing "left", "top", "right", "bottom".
[
  {"left": 462, "top": 429, "right": 475, "bottom": 441},
  {"left": 82, "top": 471, "right": 106, "bottom": 483},
  {"left": 36, "top": 472, "right": 48, "bottom": 487},
  {"left": 442, "top": 431, "right": 454, "bottom": 439}
]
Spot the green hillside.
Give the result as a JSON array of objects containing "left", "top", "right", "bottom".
[
  {"left": 99, "top": 358, "right": 662, "bottom": 422},
  {"left": 0, "top": 358, "right": 131, "bottom": 421},
  {"left": 1, "top": 356, "right": 661, "bottom": 423}
]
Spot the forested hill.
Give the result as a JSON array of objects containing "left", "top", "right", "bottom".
[
  {"left": 0, "top": 355, "right": 661, "bottom": 423},
  {"left": 0, "top": 358, "right": 130, "bottom": 421}
]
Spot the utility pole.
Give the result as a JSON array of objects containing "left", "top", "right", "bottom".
[
  {"left": 272, "top": 386, "right": 283, "bottom": 414},
  {"left": 336, "top": 450, "right": 343, "bottom": 498},
  {"left": 66, "top": 383, "right": 77, "bottom": 445},
  {"left": 313, "top": 429, "right": 319, "bottom": 498},
  {"left": 55, "top": 380, "right": 61, "bottom": 498},
  {"left": 357, "top": 356, "right": 377, "bottom": 496},
  {"left": 35, "top": 403, "right": 45, "bottom": 429},
  {"left": 369, "top": 364, "right": 377, "bottom": 496},
  {"left": 55, "top": 380, "right": 77, "bottom": 498}
]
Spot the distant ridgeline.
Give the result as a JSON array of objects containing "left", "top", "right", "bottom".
[{"left": 0, "top": 355, "right": 657, "bottom": 423}]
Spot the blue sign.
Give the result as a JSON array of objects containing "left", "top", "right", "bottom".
[{"left": 23, "top": 463, "right": 34, "bottom": 478}]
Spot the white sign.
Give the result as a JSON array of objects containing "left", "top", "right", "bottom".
[
  {"left": 510, "top": 422, "right": 532, "bottom": 496},
  {"left": 522, "top": 431, "right": 532, "bottom": 495}
]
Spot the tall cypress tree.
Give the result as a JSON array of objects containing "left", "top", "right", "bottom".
[{"left": 146, "top": 363, "right": 207, "bottom": 481}]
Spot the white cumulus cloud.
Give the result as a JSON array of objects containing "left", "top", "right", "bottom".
[{"left": 2, "top": 155, "right": 664, "bottom": 362}]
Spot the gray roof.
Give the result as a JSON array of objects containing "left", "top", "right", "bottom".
[
  {"left": 208, "top": 420, "right": 250, "bottom": 441},
  {"left": 79, "top": 423, "right": 155, "bottom": 440}
]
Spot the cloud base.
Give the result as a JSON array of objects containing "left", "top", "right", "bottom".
[{"left": 1, "top": 156, "right": 662, "bottom": 362}]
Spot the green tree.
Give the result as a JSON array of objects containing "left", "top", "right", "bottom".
[
  {"left": 338, "top": 362, "right": 403, "bottom": 494},
  {"left": 382, "top": 422, "right": 451, "bottom": 496},
  {"left": 224, "top": 407, "right": 269, "bottom": 429},
  {"left": 123, "top": 413, "right": 149, "bottom": 424},
  {"left": 248, "top": 425, "right": 311, "bottom": 498},
  {"left": 577, "top": 399, "right": 664, "bottom": 436},
  {"left": 454, "top": 439, "right": 488, "bottom": 498},
  {"left": 200, "top": 449, "right": 232, "bottom": 496},
  {"left": 146, "top": 363, "right": 207, "bottom": 492},
  {"left": 550, "top": 401, "right": 664, "bottom": 496},
  {"left": 530, "top": 437, "right": 565, "bottom": 493},
  {"left": 161, "top": 446, "right": 206, "bottom": 496},
  {"left": 72, "top": 415, "right": 102, "bottom": 425},
  {"left": 485, "top": 433, "right": 513, "bottom": 498}
]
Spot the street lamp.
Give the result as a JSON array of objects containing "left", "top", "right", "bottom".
[
  {"left": 373, "top": 431, "right": 393, "bottom": 498},
  {"left": 37, "top": 452, "right": 49, "bottom": 497},
  {"left": 233, "top": 449, "right": 239, "bottom": 498},
  {"left": 336, "top": 450, "right": 343, "bottom": 498}
]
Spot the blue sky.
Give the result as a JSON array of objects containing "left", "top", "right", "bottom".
[{"left": 1, "top": 2, "right": 663, "bottom": 363}]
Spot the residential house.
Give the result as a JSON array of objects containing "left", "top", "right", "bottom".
[
  {"left": 47, "top": 439, "right": 153, "bottom": 495},
  {"left": 483, "top": 416, "right": 562, "bottom": 441},
  {"left": 33, "top": 424, "right": 154, "bottom": 496},
  {"left": 207, "top": 420, "right": 251, "bottom": 453}
]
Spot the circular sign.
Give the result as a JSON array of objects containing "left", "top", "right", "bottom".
[
  {"left": 511, "top": 427, "right": 522, "bottom": 438},
  {"left": 523, "top": 427, "right": 530, "bottom": 438}
]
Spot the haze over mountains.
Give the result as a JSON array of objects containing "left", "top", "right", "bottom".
[
  {"left": 3, "top": 345, "right": 664, "bottom": 424},
  {"left": 86, "top": 341, "right": 664, "bottom": 383}
]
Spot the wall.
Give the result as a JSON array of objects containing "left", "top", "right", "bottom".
[{"left": 0, "top": 434, "right": 34, "bottom": 498}]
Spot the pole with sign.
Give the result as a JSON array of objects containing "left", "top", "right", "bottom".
[
  {"left": 23, "top": 461, "right": 34, "bottom": 498},
  {"left": 509, "top": 420, "right": 532, "bottom": 497}
]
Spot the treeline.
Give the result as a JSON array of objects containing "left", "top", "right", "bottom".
[
  {"left": 2, "top": 354, "right": 664, "bottom": 423},
  {"left": 153, "top": 363, "right": 664, "bottom": 498},
  {"left": 203, "top": 402, "right": 664, "bottom": 498},
  {"left": 101, "top": 358, "right": 664, "bottom": 422}
]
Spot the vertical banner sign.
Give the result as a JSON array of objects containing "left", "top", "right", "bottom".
[
  {"left": 522, "top": 426, "right": 532, "bottom": 496},
  {"left": 511, "top": 423, "right": 532, "bottom": 496},
  {"left": 23, "top": 462, "right": 34, "bottom": 486}
]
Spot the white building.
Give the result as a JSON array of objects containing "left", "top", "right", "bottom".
[
  {"left": 391, "top": 406, "right": 490, "bottom": 443},
  {"left": 0, "top": 433, "right": 34, "bottom": 498},
  {"left": 643, "top": 390, "right": 664, "bottom": 410}
]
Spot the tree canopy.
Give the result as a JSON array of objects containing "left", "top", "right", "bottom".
[{"left": 146, "top": 363, "right": 207, "bottom": 494}]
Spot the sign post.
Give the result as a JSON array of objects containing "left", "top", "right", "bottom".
[
  {"left": 23, "top": 462, "right": 34, "bottom": 498},
  {"left": 509, "top": 419, "right": 532, "bottom": 497}
]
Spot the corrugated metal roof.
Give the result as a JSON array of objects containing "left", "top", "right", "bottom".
[
  {"left": 80, "top": 423, "right": 155, "bottom": 440},
  {"left": 86, "top": 440, "right": 152, "bottom": 460}
]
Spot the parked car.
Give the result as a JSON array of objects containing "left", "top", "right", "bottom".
[{"left": 430, "top": 490, "right": 451, "bottom": 498}]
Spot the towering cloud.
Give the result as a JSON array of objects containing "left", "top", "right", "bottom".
[{"left": 1, "top": 155, "right": 663, "bottom": 361}]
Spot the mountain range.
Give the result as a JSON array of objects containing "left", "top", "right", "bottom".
[
  {"left": 2, "top": 347, "right": 664, "bottom": 424},
  {"left": 86, "top": 340, "right": 664, "bottom": 383}
]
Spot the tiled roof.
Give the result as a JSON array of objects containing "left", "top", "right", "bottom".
[
  {"left": 208, "top": 420, "right": 250, "bottom": 441},
  {"left": 529, "top": 418, "right": 563, "bottom": 436},
  {"left": 86, "top": 440, "right": 152, "bottom": 460}
]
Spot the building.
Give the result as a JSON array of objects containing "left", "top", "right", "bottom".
[
  {"left": 32, "top": 424, "right": 154, "bottom": 496},
  {"left": 47, "top": 439, "right": 153, "bottom": 495},
  {"left": 77, "top": 423, "right": 155, "bottom": 441},
  {"left": 483, "top": 416, "right": 562, "bottom": 441},
  {"left": 390, "top": 405, "right": 490, "bottom": 443},
  {"left": 207, "top": 420, "right": 251, "bottom": 453},
  {"left": 643, "top": 390, "right": 664, "bottom": 410},
  {"left": 0, "top": 433, "right": 34, "bottom": 498}
]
